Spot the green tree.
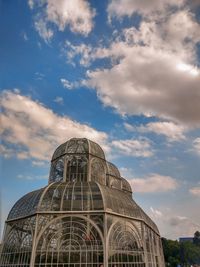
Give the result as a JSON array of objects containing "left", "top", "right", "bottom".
[
  {"left": 193, "top": 231, "right": 200, "bottom": 246},
  {"left": 162, "top": 231, "right": 200, "bottom": 267},
  {"left": 180, "top": 241, "right": 200, "bottom": 265},
  {"left": 161, "top": 238, "right": 180, "bottom": 267}
]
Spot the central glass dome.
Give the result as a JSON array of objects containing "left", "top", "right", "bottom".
[{"left": 0, "top": 138, "right": 165, "bottom": 267}]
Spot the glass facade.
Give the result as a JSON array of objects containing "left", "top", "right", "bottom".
[{"left": 0, "top": 138, "right": 165, "bottom": 267}]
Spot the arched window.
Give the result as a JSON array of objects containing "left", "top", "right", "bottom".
[
  {"left": 108, "top": 221, "right": 144, "bottom": 267},
  {"left": 66, "top": 156, "right": 88, "bottom": 182},
  {"left": 91, "top": 158, "right": 106, "bottom": 185},
  {"left": 34, "top": 216, "right": 103, "bottom": 267},
  {"left": 0, "top": 219, "right": 33, "bottom": 267}
]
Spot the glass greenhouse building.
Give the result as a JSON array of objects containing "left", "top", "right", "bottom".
[{"left": 0, "top": 138, "right": 165, "bottom": 267}]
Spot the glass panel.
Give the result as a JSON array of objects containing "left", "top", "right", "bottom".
[
  {"left": 91, "top": 158, "right": 106, "bottom": 185},
  {"left": 108, "top": 222, "right": 145, "bottom": 266},
  {"left": 66, "top": 156, "right": 88, "bottom": 182},
  {"left": 49, "top": 157, "right": 64, "bottom": 183},
  {"left": 0, "top": 218, "right": 34, "bottom": 266},
  {"left": 8, "top": 189, "right": 43, "bottom": 220},
  {"left": 34, "top": 216, "right": 103, "bottom": 267}
]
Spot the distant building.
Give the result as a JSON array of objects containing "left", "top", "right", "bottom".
[
  {"left": 179, "top": 237, "right": 194, "bottom": 243},
  {"left": 0, "top": 138, "right": 165, "bottom": 266}
]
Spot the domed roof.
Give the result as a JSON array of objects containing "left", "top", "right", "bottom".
[
  {"left": 52, "top": 138, "right": 105, "bottom": 161},
  {"left": 8, "top": 182, "right": 103, "bottom": 220},
  {"left": 7, "top": 181, "right": 158, "bottom": 233},
  {"left": 7, "top": 138, "right": 159, "bottom": 234},
  {"left": 8, "top": 188, "right": 44, "bottom": 220}
]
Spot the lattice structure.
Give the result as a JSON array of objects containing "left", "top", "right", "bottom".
[{"left": 0, "top": 138, "right": 165, "bottom": 267}]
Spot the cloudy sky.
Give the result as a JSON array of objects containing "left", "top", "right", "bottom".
[{"left": 1, "top": 0, "right": 200, "bottom": 240}]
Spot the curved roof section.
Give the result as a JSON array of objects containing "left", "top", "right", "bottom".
[
  {"left": 121, "top": 177, "right": 132, "bottom": 193},
  {"left": 38, "top": 182, "right": 104, "bottom": 212},
  {"left": 106, "top": 162, "right": 121, "bottom": 178},
  {"left": 99, "top": 184, "right": 158, "bottom": 232},
  {"left": 8, "top": 188, "right": 44, "bottom": 220},
  {"left": 52, "top": 138, "right": 105, "bottom": 161},
  {"left": 8, "top": 182, "right": 104, "bottom": 220},
  {"left": 7, "top": 182, "right": 158, "bottom": 233}
]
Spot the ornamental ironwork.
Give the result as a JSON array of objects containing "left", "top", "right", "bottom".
[{"left": 0, "top": 138, "right": 165, "bottom": 267}]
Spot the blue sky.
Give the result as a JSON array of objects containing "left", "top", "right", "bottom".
[{"left": 1, "top": 0, "right": 200, "bottom": 240}]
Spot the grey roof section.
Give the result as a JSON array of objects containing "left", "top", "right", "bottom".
[
  {"left": 52, "top": 138, "right": 105, "bottom": 161},
  {"left": 8, "top": 188, "right": 44, "bottom": 220},
  {"left": 106, "top": 162, "right": 121, "bottom": 178},
  {"left": 7, "top": 181, "right": 158, "bottom": 234}
]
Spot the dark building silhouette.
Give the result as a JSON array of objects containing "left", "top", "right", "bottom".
[{"left": 179, "top": 237, "right": 193, "bottom": 243}]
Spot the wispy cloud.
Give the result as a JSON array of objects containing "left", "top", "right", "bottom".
[
  {"left": 22, "top": 31, "right": 29, "bottom": 41},
  {"left": 107, "top": 0, "right": 185, "bottom": 19},
  {"left": 129, "top": 173, "right": 178, "bottom": 193},
  {"left": 34, "top": 18, "right": 54, "bottom": 43},
  {"left": 60, "top": 78, "right": 78, "bottom": 90},
  {"left": 193, "top": 138, "right": 200, "bottom": 155},
  {"left": 54, "top": 96, "right": 64, "bottom": 105},
  {"left": 149, "top": 206, "right": 200, "bottom": 239},
  {"left": 63, "top": 41, "right": 94, "bottom": 67},
  {"left": 112, "top": 138, "right": 153, "bottom": 157},
  {"left": 150, "top": 206, "right": 163, "bottom": 218},
  {"left": 189, "top": 186, "right": 200, "bottom": 197},
  {"left": 124, "top": 121, "right": 187, "bottom": 142}
]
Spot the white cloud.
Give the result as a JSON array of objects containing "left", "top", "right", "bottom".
[
  {"left": 168, "top": 215, "right": 200, "bottom": 238},
  {"left": 34, "top": 18, "right": 54, "bottom": 42},
  {"left": 112, "top": 138, "right": 153, "bottom": 157},
  {"left": 0, "top": 144, "right": 15, "bottom": 159},
  {"left": 127, "top": 121, "right": 186, "bottom": 142},
  {"left": 193, "top": 138, "right": 200, "bottom": 155},
  {"left": 0, "top": 90, "right": 108, "bottom": 161},
  {"left": 30, "top": 0, "right": 96, "bottom": 39},
  {"left": 150, "top": 207, "right": 163, "bottom": 218},
  {"left": 46, "top": 0, "right": 95, "bottom": 35},
  {"left": 189, "top": 186, "right": 200, "bottom": 197},
  {"left": 129, "top": 173, "right": 178, "bottom": 193},
  {"left": 28, "top": 0, "right": 34, "bottom": 9},
  {"left": 165, "top": 214, "right": 200, "bottom": 238},
  {"left": 124, "top": 123, "right": 136, "bottom": 132},
  {"left": 60, "top": 78, "right": 77, "bottom": 90},
  {"left": 163, "top": 10, "right": 200, "bottom": 50},
  {"left": 22, "top": 32, "right": 29, "bottom": 41},
  {"left": 119, "top": 167, "right": 134, "bottom": 178},
  {"left": 169, "top": 216, "right": 188, "bottom": 226},
  {"left": 54, "top": 96, "right": 64, "bottom": 105},
  {"left": 63, "top": 41, "right": 94, "bottom": 67},
  {"left": 35, "top": 72, "right": 45, "bottom": 80},
  {"left": 107, "top": 0, "right": 185, "bottom": 19},
  {"left": 85, "top": 8, "right": 200, "bottom": 127},
  {"left": 32, "top": 160, "right": 47, "bottom": 166},
  {"left": 145, "top": 122, "right": 186, "bottom": 141},
  {"left": 148, "top": 205, "right": 200, "bottom": 239}
]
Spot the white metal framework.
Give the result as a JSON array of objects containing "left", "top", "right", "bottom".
[{"left": 0, "top": 138, "right": 165, "bottom": 267}]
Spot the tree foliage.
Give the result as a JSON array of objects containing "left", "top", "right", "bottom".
[
  {"left": 161, "top": 232, "right": 200, "bottom": 267},
  {"left": 193, "top": 231, "right": 200, "bottom": 246}
]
